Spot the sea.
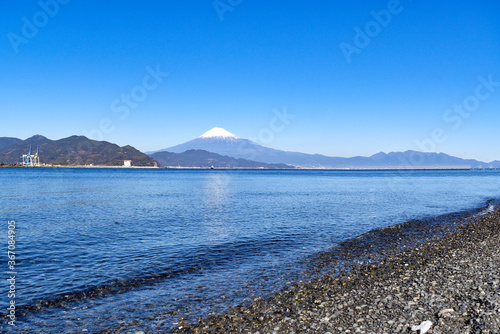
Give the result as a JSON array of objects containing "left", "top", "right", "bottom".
[{"left": 1, "top": 168, "right": 500, "bottom": 332}]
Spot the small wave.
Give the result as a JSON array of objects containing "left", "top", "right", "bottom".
[
  {"left": 305, "top": 198, "right": 499, "bottom": 277},
  {"left": 8, "top": 234, "right": 301, "bottom": 316},
  {"left": 475, "top": 199, "right": 498, "bottom": 217}
]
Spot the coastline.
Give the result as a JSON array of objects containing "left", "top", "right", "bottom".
[
  {"left": 1, "top": 165, "right": 496, "bottom": 170},
  {"left": 0, "top": 165, "right": 160, "bottom": 169},
  {"left": 169, "top": 205, "right": 500, "bottom": 333}
]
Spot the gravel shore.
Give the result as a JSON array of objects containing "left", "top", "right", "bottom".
[{"left": 174, "top": 209, "right": 500, "bottom": 334}]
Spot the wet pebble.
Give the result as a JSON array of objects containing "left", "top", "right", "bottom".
[{"left": 170, "top": 210, "right": 500, "bottom": 333}]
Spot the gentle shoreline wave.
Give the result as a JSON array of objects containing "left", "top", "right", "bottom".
[
  {"left": 8, "top": 199, "right": 497, "bottom": 333},
  {"left": 173, "top": 203, "right": 500, "bottom": 333}
]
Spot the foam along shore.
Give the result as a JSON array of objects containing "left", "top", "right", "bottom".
[{"left": 172, "top": 206, "right": 500, "bottom": 333}]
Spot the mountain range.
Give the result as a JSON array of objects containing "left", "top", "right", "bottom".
[
  {"left": 150, "top": 149, "right": 293, "bottom": 169},
  {"left": 2, "top": 128, "right": 498, "bottom": 169},
  {"left": 151, "top": 127, "right": 500, "bottom": 169},
  {"left": 0, "top": 135, "right": 156, "bottom": 166}
]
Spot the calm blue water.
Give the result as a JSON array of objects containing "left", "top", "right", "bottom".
[{"left": 1, "top": 168, "right": 500, "bottom": 332}]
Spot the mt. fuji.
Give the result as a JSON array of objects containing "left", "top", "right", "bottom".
[
  {"left": 151, "top": 127, "right": 279, "bottom": 161},
  {"left": 150, "top": 127, "right": 499, "bottom": 169}
]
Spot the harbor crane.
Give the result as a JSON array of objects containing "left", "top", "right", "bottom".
[{"left": 22, "top": 145, "right": 40, "bottom": 166}]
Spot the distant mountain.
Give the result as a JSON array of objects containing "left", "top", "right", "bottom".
[
  {"left": 366, "top": 151, "right": 487, "bottom": 168},
  {"left": 150, "top": 149, "right": 294, "bottom": 169},
  {"left": 490, "top": 161, "right": 500, "bottom": 168},
  {"left": 0, "top": 135, "right": 156, "bottom": 166},
  {"left": 152, "top": 127, "right": 317, "bottom": 165},
  {"left": 152, "top": 127, "right": 498, "bottom": 169},
  {"left": 156, "top": 127, "right": 260, "bottom": 157},
  {"left": 0, "top": 137, "right": 23, "bottom": 150}
]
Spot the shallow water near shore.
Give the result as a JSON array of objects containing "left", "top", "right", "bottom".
[{"left": 1, "top": 168, "right": 500, "bottom": 332}]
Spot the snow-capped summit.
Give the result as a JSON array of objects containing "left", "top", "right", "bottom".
[
  {"left": 149, "top": 127, "right": 496, "bottom": 169},
  {"left": 199, "top": 127, "right": 239, "bottom": 139}
]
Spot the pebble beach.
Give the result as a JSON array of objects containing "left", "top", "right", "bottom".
[{"left": 174, "top": 208, "right": 500, "bottom": 334}]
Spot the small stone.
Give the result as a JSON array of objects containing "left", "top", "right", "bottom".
[
  {"left": 411, "top": 320, "right": 432, "bottom": 333},
  {"left": 438, "top": 308, "right": 455, "bottom": 317}
]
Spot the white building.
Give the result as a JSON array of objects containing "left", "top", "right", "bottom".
[{"left": 123, "top": 160, "right": 132, "bottom": 167}]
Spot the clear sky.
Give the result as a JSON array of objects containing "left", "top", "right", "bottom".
[{"left": 1, "top": 0, "right": 499, "bottom": 161}]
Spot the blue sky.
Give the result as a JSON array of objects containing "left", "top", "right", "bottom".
[{"left": 1, "top": 0, "right": 499, "bottom": 161}]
